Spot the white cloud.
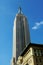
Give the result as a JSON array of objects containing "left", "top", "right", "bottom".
[
  {"left": 32, "top": 21, "right": 43, "bottom": 30},
  {"left": 32, "top": 26, "right": 37, "bottom": 30},
  {"left": 40, "top": 21, "right": 43, "bottom": 24},
  {"left": 35, "top": 22, "right": 40, "bottom": 26}
]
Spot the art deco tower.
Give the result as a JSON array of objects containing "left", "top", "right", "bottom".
[{"left": 11, "top": 7, "right": 30, "bottom": 65}]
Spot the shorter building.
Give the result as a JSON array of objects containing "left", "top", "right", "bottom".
[{"left": 17, "top": 43, "right": 43, "bottom": 65}]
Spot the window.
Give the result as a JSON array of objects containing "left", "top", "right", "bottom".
[
  {"left": 34, "top": 49, "right": 36, "bottom": 52},
  {"left": 41, "top": 50, "right": 43, "bottom": 56},
  {"left": 34, "top": 49, "right": 37, "bottom": 56},
  {"left": 39, "top": 50, "right": 41, "bottom": 56},
  {"left": 34, "top": 49, "right": 43, "bottom": 56},
  {"left": 39, "top": 58, "right": 41, "bottom": 62},
  {"left": 36, "top": 58, "right": 38, "bottom": 63},
  {"left": 36, "top": 50, "right": 39, "bottom": 56}
]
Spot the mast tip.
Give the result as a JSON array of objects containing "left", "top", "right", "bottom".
[{"left": 18, "top": 7, "right": 22, "bottom": 14}]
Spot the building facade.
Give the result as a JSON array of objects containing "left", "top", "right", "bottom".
[
  {"left": 17, "top": 43, "right": 43, "bottom": 65},
  {"left": 11, "top": 7, "right": 30, "bottom": 65}
]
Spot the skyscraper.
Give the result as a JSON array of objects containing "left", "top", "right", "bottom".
[{"left": 12, "top": 7, "right": 30, "bottom": 65}]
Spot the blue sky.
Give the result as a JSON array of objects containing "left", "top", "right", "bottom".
[{"left": 0, "top": 0, "right": 43, "bottom": 65}]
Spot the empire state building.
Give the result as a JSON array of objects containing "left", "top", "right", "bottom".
[{"left": 12, "top": 7, "right": 30, "bottom": 64}]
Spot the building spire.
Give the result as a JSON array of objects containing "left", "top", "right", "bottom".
[{"left": 18, "top": 7, "right": 22, "bottom": 14}]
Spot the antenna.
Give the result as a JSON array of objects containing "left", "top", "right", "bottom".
[
  {"left": 18, "top": 6, "right": 22, "bottom": 14},
  {"left": 17, "top": 0, "right": 23, "bottom": 14}
]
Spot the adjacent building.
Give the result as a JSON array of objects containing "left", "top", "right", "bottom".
[{"left": 17, "top": 43, "right": 43, "bottom": 65}]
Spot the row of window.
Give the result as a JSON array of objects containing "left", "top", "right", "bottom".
[
  {"left": 36, "top": 58, "right": 43, "bottom": 63},
  {"left": 26, "top": 59, "right": 42, "bottom": 65},
  {"left": 36, "top": 57, "right": 43, "bottom": 65},
  {"left": 34, "top": 49, "right": 43, "bottom": 56}
]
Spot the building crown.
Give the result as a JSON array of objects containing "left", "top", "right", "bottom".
[{"left": 18, "top": 7, "right": 22, "bottom": 14}]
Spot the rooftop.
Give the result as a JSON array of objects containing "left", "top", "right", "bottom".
[{"left": 20, "top": 43, "right": 43, "bottom": 56}]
